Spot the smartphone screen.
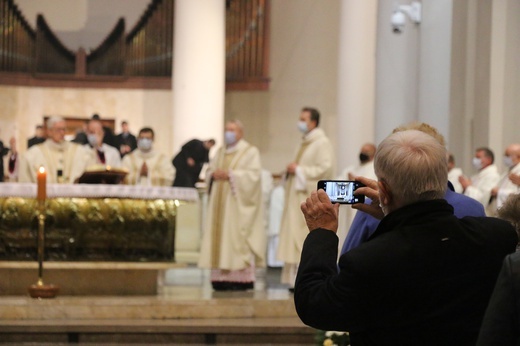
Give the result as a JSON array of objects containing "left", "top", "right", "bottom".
[{"left": 317, "top": 180, "right": 365, "bottom": 204}]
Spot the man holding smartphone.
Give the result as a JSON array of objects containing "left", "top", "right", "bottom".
[{"left": 294, "top": 130, "right": 517, "bottom": 345}]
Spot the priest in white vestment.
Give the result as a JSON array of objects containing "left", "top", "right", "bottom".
[
  {"left": 84, "top": 119, "right": 121, "bottom": 169},
  {"left": 490, "top": 143, "right": 520, "bottom": 213},
  {"left": 459, "top": 147, "right": 500, "bottom": 214},
  {"left": 276, "top": 107, "right": 335, "bottom": 288},
  {"left": 121, "top": 127, "right": 174, "bottom": 186},
  {"left": 19, "top": 117, "right": 91, "bottom": 184},
  {"left": 198, "top": 120, "right": 266, "bottom": 291}
]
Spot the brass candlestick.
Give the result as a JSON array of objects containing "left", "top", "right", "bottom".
[{"left": 28, "top": 199, "right": 59, "bottom": 298}]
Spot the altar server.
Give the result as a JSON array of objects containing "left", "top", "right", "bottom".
[
  {"left": 198, "top": 120, "right": 266, "bottom": 291},
  {"left": 19, "top": 117, "right": 91, "bottom": 184},
  {"left": 121, "top": 127, "right": 174, "bottom": 186}
]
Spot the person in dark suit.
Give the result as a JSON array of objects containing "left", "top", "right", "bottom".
[
  {"left": 27, "top": 125, "right": 45, "bottom": 148},
  {"left": 477, "top": 193, "right": 520, "bottom": 345},
  {"left": 115, "top": 121, "right": 137, "bottom": 158},
  {"left": 172, "top": 138, "right": 215, "bottom": 187},
  {"left": 294, "top": 130, "right": 517, "bottom": 345}
]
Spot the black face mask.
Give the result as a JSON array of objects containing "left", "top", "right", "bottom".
[{"left": 359, "top": 153, "right": 370, "bottom": 163}]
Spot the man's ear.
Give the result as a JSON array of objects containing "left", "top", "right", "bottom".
[{"left": 378, "top": 180, "right": 392, "bottom": 205}]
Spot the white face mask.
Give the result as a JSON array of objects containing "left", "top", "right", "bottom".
[
  {"left": 504, "top": 156, "right": 514, "bottom": 168},
  {"left": 138, "top": 138, "right": 153, "bottom": 151},
  {"left": 472, "top": 157, "right": 483, "bottom": 170},
  {"left": 87, "top": 134, "right": 98, "bottom": 147},
  {"left": 297, "top": 121, "right": 308, "bottom": 134},
  {"left": 224, "top": 131, "right": 236, "bottom": 145}
]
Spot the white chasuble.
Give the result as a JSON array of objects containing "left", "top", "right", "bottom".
[{"left": 198, "top": 139, "right": 266, "bottom": 271}]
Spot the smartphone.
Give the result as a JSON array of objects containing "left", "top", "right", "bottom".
[{"left": 317, "top": 180, "right": 365, "bottom": 204}]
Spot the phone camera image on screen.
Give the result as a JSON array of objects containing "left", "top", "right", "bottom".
[{"left": 317, "top": 180, "right": 365, "bottom": 204}]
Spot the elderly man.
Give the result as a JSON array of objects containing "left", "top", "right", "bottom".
[
  {"left": 85, "top": 119, "right": 121, "bottom": 168},
  {"left": 294, "top": 130, "right": 517, "bottom": 345},
  {"left": 341, "top": 122, "right": 486, "bottom": 254},
  {"left": 277, "top": 107, "right": 335, "bottom": 289},
  {"left": 490, "top": 143, "right": 520, "bottom": 211},
  {"left": 19, "top": 117, "right": 91, "bottom": 183},
  {"left": 459, "top": 147, "right": 500, "bottom": 211},
  {"left": 198, "top": 120, "right": 266, "bottom": 291},
  {"left": 121, "top": 127, "right": 174, "bottom": 186}
]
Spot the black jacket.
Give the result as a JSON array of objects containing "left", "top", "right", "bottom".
[
  {"left": 172, "top": 139, "right": 209, "bottom": 187},
  {"left": 295, "top": 199, "right": 517, "bottom": 346},
  {"left": 477, "top": 251, "right": 520, "bottom": 345}
]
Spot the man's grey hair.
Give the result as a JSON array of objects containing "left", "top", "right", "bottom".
[
  {"left": 46, "top": 116, "right": 65, "bottom": 129},
  {"left": 375, "top": 130, "right": 447, "bottom": 205},
  {"left": 227, "top": 119, "right": 244, "bottom": 134}
]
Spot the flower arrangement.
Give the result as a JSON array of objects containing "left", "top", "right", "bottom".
[{"left": 315, "top": 330, "right": 350, "bottom": 346}]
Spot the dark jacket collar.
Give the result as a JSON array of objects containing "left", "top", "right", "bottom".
[{"left": 368, "top": 199, "right": 455, "bottom": 241}]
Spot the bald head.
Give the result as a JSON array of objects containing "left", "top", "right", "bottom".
[{"left": 505, "top": 143, "right": 520, "bottom": 167}]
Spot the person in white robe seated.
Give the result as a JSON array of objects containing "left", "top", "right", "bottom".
[
  {"left": 19, "top": 117, "right": 91, "bottom": 184},
  {"left": 198, "top": 120, "right": 266, "bottom": 291},
  {"left": 121, "top": 127, "right": 174, "bottom": 186},
  {"left": 84, "top": 119, "right": 121, "bottom": 169}
]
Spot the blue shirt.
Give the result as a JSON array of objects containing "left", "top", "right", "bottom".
[{"left": 340, "top": 181, "right": 486, "bottom": 255}]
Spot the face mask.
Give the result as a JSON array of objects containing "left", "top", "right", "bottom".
[
  {"left": 87, "top": 134, "right": 98, "bottom": 147},
  {"left": 359, "top": 153, "right": 370, "bottom": 163},
  {"left": 472, "top": 157, "right": 483, "bottom": 170},
  {"left": 297, "top": 121, "right": 308, "bottom": 134},
  {"left": 138, "top": 138, "right": 153, "bottom": 151},
  {"left": 224, "top": 131, "right": 236, "bottom": 145},
  {"left": 504, "top": 156, "right": 514, "bottom": 168}
]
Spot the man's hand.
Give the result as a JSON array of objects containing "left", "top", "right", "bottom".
[
  {"left": 491, "top": 186, "right": 498, "bottom": 197},
  {"left": 350, "top": 175, "right": 385, "bottom": 220},
  {"left": 187, "top": 157, "right": 195, "bottom": 167},
  {"left": 286, "top": 162, "right": 298, "bottom": 175},
  {"left": 300, "top": 189, "right": 339, "bottom": 233},
  {"left": 459, "top": 175, "right": 471, "bottom": 190},
  {"left": 510, "top": 173, "right": 520, "bottom": 187},
  {"left": 140, "top": 162, "right": 148, "bottom": 177},
  {"left": 212, "top": 169, "right": 229, "bottom": 181}
]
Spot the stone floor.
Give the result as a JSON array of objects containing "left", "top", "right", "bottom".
[{"left": 0, "top": 266, "right": 317, "bottom": 345}]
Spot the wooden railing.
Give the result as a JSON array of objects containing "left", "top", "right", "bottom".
[
  {"left": 0, "top": 0, "right": 35, "bottom": 73},
  {"left": 0, "top": 0, "right": 270, "bottom": 90}
]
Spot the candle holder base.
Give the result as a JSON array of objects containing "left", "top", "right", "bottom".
[{"left": 28, "top": 282, "right": 59, "bottom": 299}]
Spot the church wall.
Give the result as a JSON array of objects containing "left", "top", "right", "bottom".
[
  {"left": 225, "top": 0, "right": 341, "bottom": 173},
  {"left": 0, "top": 86, "right": 172, "bottom": 158}
]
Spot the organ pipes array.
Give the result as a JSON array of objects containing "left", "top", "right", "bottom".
[{"left": 0, "top": 0, "right": 270, "bottom": 89}]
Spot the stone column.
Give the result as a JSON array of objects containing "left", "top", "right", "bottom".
[
  {"left": 172, "top": 0, "right": 226, "bottom": 153},
  {"left": 336, "top": 0, "right": 378, "bottom": 172}
]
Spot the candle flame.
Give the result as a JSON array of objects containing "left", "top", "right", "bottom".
[{"left": 38, "top": 166, "right": 45, "bottom": 174}]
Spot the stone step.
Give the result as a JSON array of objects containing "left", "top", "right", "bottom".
[
  {"left": 0, "top": 317, "right": 316, "bottom": 345},
  {"left": 0, "top": 295, "right": 316, "bottom": 345},
  {"left": 0, "top": 295, "right": 297, "bottom": 320}
]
